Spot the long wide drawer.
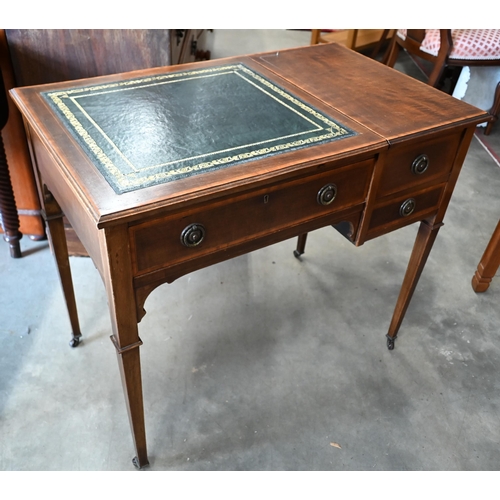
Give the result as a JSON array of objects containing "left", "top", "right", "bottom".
[{"left": 130, "top": 159, "right": 374, "bottom": 276}]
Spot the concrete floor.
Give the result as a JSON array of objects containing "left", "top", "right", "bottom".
[{"left": 2, "top": 30, "right": 500, "bottom": 472}]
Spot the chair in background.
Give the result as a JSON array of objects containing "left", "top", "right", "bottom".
[
  {"left": 383, "top": 29, "right": 500, "bottom": 135},
  {"left": 311, "top": 29, "right": 393, "bottom": 58}
]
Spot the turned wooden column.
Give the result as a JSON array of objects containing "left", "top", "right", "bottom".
[
  {"left": 0, "top": 68, "right": 22, "bottom": 258},
  {"left": 472, "top": 218, "right": 500, "bottom": 292}
]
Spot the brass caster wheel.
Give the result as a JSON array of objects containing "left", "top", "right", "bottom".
[
  {"left": 132, "top": 456, "right": 149, "bottom": 470},
  {"left": 386, "top": 335, "right": 396, "bottom": 350},
  {"left": 69, "top": 336, "right": 82, "bottom": 348}
]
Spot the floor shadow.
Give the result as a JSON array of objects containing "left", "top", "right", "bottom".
[{"left": 18, "top": 241, "right": 50, "bottom": 257}]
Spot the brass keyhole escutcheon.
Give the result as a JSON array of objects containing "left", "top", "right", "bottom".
[
  {"left": 181, "top": 223, "right": 206, "bottom": 247},
  {"left": 317, "top": 183, "right": 337, "bottom": 206},
  {"left": 411, "top": 154, "right": 429, "bottom": 175},
  {"left": 400, "top": 198, "right": 416, "bottom": 217}
]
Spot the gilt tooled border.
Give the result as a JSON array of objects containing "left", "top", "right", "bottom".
[{"left": 44, "top": 64, "right": 355, "bottom": 194}]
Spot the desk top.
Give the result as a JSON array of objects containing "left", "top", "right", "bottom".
[
  {"left": 42, "top": 63, "right": 355, "bottom": 194},
  {"left": 11, "top": 43, "right": 488, "bottom": 227}
]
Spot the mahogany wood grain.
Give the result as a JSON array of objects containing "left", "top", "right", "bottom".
[
  {"left": 101, "top": 224, "right": 148, "bottom": 468},
  {"left": 130, "top": 160, "right": 374, "bottom": 276},
  {"left": 366, "top": 183, "right": 445, "bottom": 240},
  {"left": 9, "top": 43, "right": 489, "bottom": 468},
  {"left": 253, "top": 44, "right": 483, "bottom": 141}
]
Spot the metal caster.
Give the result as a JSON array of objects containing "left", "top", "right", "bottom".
[
  {"left": 132, "top": 456, "right": 149, "bottom": 470},
  {"left": 386, "top": 335, "right": 396, "bottom": 350},
  {"left": 69, "top": 335, "right": 82, "bottom": 348}
]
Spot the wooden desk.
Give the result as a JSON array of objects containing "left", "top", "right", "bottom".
[{"left": 10, "top": 43, "right": 488, "bottom": 469}]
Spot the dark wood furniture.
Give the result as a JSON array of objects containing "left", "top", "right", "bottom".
[
  {"left": 0, "top": 59, "right": 22, "bottom": 257},
  {"left": 10, "top": 43, "right": 488, "bottom": 469},
  {"left": 0, "top": 29, "right": 44, "bottom": 242},
  {"left": 0, "top": 29, "right": 211, "bottom": 253},
  {"left": 383, "top": 29, "right": 500, "bottom": 135},
  {"left": 472, "top": 219, "right": 500, "bottom": 292}
]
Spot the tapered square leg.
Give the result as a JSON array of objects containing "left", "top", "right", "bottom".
[
  {"left": 386, "top": 220, "right": 442, "bottom": 349},
  {"left": 294, "top": 233, "right": 308, "bottom": 259},
  {"left": 101, "top": 224, "right": 150, "bottom": 469},
  {"left": 41, "top": 188, "right": 82, "bottom": 347},
  {"left": 113, "top": 338, "right": 149, "bottom": 469}
]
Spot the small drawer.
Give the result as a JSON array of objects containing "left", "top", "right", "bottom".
[
  {"left": 366, "top": 184, "right": 445, "bottom": 239},
  {"left": 130, "top": 159, "right": 374, "bottom": 275},
  {"left": 377, "top": 131, "right": 462, "bottom": 198}
]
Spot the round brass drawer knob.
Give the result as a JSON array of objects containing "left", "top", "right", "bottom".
[
  {"left": 317, "top": 183, "right": 337, "bottom": 206},
  {"left": 411, "top": 154, "right": 429, "bottom": 175},
  {"left": 400, "top": 198, "right": 416, "bottom": 217},
  {"left": 181, "top": 223, "right": 206, "bottom": 247}
]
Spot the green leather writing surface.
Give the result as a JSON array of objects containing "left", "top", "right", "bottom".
[{"left": 43, "top": 64, "right": 355, "bottom": 194}]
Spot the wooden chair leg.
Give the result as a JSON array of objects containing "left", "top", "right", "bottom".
[
  {"left": 472, "top": 218, "right": 500, "bottom": 292},
  {"left": 382, "top": 36, "right": 400, "bottom": 67},
  {"left": 484, "top": 81, "right": 500, "bottom": 136},
  {"left": 427, "top": 64, "right": 447, "bottom": 89},
  {"left": 371, "top": 29, "right": 390, "bottom": 59},
  {"left": 310, "top": 29, "right": 321, "bottom": 45},
  {"left": 346, "top": 29, "right": 358, "bottom": 50}
]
